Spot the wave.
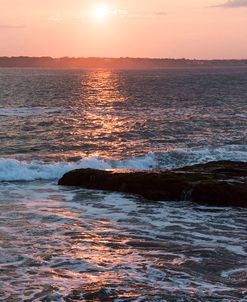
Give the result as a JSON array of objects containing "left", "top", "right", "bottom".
[
  {"left": 0, "top": 106, "right": 63, "bottom": 117},
  {"left": 0, "top": 145, "right": 246, "bottom": 182}
]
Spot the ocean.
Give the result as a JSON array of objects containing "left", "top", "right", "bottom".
[{"left": 0, "top": 67, "right": 246, "bottom": 301}]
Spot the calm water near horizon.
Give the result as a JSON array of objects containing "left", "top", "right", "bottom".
[{"left": 0, "top": 67, "right": 246, "bottom": 301}]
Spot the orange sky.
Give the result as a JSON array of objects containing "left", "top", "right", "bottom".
[{"left": 0, "top": 0, "right": 247, "bottom": 59}]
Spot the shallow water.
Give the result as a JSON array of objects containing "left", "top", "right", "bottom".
[
  {"left": 0, "top": 181, "right": 247, "bottom": 301},
  {"left": 0, "top": 67, "right": 247, "bottom": 301}
]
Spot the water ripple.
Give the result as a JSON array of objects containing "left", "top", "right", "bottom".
[{"left": 0, "top": 182, "right": 246, "bottom": 301}]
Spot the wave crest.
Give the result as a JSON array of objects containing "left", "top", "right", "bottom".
[{"left": 0, "top": 145, "right": 246, "bottom": 182}]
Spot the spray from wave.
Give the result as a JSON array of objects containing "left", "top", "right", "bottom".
[{"left": 0, "top": 145, "right": 246, "bottom": 182}]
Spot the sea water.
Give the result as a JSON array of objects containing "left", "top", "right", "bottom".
[{"left": 0, "top": 68, "right": 246, "bottom": 301}]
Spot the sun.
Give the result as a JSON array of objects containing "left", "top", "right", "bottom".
[{"left": 92, "top": 4, "right": 110, "bottom": 21}]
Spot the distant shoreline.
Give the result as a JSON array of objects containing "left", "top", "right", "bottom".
[{"left": 1, "top": 57, "right": 247, "bottom": 69}]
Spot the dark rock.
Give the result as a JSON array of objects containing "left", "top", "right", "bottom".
[{"left": 58, "top": 161, "right": 247, "bottom": 207}]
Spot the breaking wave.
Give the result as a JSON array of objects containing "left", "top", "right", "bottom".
[{"left": 0, "top": 145, "right": 246, "bottom": 182}]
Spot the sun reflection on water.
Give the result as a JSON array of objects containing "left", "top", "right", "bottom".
[
  {"left": 60, "top": 70, "right": 145, "bottom": 159},
  {"left": 1, "top": 183, "right": 246, "bottom": 301},
  {"left": 82, "top": 70, "right": 127, "bottom": 104},
  {"left": 36, "top": 207, "right": 144, "bottom": 300}
]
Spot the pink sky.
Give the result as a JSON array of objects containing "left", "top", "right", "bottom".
[{"left": 0, "top": 0, "right": 247, "bottom": 59}]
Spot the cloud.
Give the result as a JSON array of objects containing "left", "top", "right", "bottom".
[
  {"left": 114, "top": 9, "right": 167, "bottom": 19},
  {"left": 155, "top": 11, "right": 167, "bottom": 17},
  {"left": 215, "top": 0, "right": 247, "bottom": 7},
  {"left": 0, "top": 24, "right": 25, "bottom": 29},
  {"left": 87, "top": 6, "right": 167, "bottom": 19},
  {"left": 48, "top": 14, "right": 63, "bottom": 22}
]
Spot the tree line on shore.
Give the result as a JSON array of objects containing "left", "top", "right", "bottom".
[{"left": 1, "top": 56, "right": 247, "bottom": 69}]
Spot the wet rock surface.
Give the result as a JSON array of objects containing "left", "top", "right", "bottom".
[{"left": 58, "top": 161, "right": 247, "bottom": 207}]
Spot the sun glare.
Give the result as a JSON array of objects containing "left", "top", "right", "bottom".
[{"left": 92, "top": 4, "right": 110, "bottom": 21}]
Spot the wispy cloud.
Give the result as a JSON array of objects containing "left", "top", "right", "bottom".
[
  {"left": 48, "top": 14, "right": 63, "bottom": 22},
  {"left": 155, "top": 11, "right": 167, "bottom": 17},
  {"left": 214, "top": 0, "right": 247, "bottom": 8},
  {"left": 0, "top": 24, "right": 25, "bottom": 29},
  {"left": 113, "top": 9, "right": 167, "bottom": 19},
  {"left": 49, "top": 8, "right": 167, "bottom": 23}
]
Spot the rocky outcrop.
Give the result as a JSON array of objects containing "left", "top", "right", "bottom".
[{"left": 58, "top": 161, "right": 247, "bottom": 207}]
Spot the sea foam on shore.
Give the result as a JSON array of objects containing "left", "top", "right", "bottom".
[{"left": 0, "top": 145, "right": 246, "bottom": 182}]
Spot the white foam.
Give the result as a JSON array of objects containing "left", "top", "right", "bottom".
[
  {"left": 154, "top": 145, "right": 247, "bottom": 169},
  {"left": 0, "top": 158, "right": 110, "bottom": 182},
  {"left": 221, "top": 267, "right": 247, "bottom": 278},
  {"left": 0, "top": 145, "right": 246, "bottom": 182}
]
